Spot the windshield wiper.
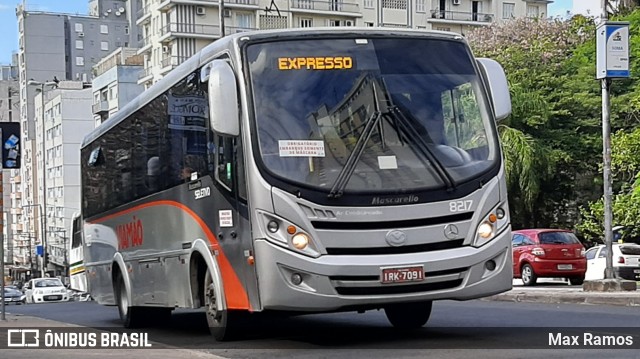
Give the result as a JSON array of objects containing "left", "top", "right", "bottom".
[
  {"left": 328, "top": 82, "right": 382, "bottom": 198},
  {"left": 382, "top": 105, "right": 456, "bottom": 192}
]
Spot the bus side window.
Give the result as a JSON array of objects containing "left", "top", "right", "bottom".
[
  {"left": 215, "top": 135, "right": 235, "bottom": 191},
  {"left": 213, "top": 134, "right": 247, "bottom": 200}
]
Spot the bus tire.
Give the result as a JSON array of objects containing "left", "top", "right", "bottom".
[
  {"left": 115, "top": 272, "right": 144, "bottom": 328},
  {"left": 384, "top": 300, "right": 433, "bottom": 329},
  {"left": 204, "top": 268, "right": 243, "bottom": 341}
]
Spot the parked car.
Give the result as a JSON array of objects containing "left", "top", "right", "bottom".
[
  {"left": 23, "top": 278, "right": 69, "bottom": 304},
  {"left": 3, "top": 287, "right": 26, "bottom": 304},
  {"left": 585, "top": 243, "right": 640, "bottom": 281},
  {"left": 512, "top": 229, "right": 587, "bottom": 286}
]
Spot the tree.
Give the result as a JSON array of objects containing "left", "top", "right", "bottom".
[{"left": 467, "top": 16, "right": 599, "bottom": 229}]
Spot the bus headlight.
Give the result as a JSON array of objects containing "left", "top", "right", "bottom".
[
  {"left": 477, "top": 222, "right": 494, "bottom": 238},
  {"left": 292, "top": 233, "right": 309, "bottom": 250},
  {"left": 473, "top": 203, "right": 509, "bottom": 248},
  {"left": 257, "top": 210, "right": 320, "bottom": 258}
]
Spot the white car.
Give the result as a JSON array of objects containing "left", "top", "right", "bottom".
[
  {"left": 24, "top": 278, "right": 70, "bottom": 304},
  {"left": 585, "top": 243, "right": 640, "bottom": 281}
]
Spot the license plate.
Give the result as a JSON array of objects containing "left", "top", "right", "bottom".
[
  {"left": 381, "top": 265, "right": 424, "bottom": 284},
  {"left": 45, "top": 295, "right": 61, "bottom": 300},
  {"left": 557, "top": 264, "right": 573, "bottom": 270}
]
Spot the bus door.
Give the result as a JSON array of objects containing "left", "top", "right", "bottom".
[{"left": 208, "top": 119, "right": 259, "bottom": 311}]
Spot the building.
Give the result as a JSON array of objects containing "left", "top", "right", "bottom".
[
  {"left": 34, "top": 81, "right": 94, "bottom": 278},
  {"left": 135, "top": 0, "right": 552, "bottom": 87},
  {"left": 15, "top": 0, "right": 132, "bottom": 278},
  {"left": 92, "top": 47, "right": 145, "bottom": 126}
]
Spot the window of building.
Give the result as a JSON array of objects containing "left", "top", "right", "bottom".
[
  {"left": 109, "top": 86, "right": 117, "bottom": 100},
  {"left": 364, "top": 0, "right": 374, "bottom": 9},
  {"left": 237, "top": 13, "right": 253, "bottom": 29},
  {"left": 125, "top": 25, "right": 130, "bottom": 34},
  {"left": 365, "top": 22, "right": 374, "bottom": 27},
  {"left": 101, "top": 41, "right": 109, "bottom": 51},
  {"left": 502, "top": 3, "right": 515, "bottom": 19},
  {"left": 416, "top": 0, "right": 425, "bottom": 12},
  {"left": 100, "top": 25, "right": 109, "bottom": 34},
  {"left": 75, "top": 23, "right": 83, "bottom": 32},
  {"left": 329, "top": 19, "right": 340, "bottom": 26},
  {"left": 75, "top": 40, "right": 84, "bottom": 50},
  {"left": 76, "top": 57, "right": 84, "bottom": 66},
  {"left": 527, "top": 5, "right": 539, "bottom": 18},
  {"left": 300, "top": 18, "right": 313, "bottom": 28}
]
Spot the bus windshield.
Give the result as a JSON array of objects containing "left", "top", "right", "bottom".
[{"left": 247, "top": 37, "right": 499, "bottom": 195}]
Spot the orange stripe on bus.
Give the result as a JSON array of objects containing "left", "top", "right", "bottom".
[{"left": 90, "top": 200, "right": 251, "bottom": 311}]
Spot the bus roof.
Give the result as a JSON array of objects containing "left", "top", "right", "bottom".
[{"left": 81, "top": 27, "right": 464, "bottom": 149}]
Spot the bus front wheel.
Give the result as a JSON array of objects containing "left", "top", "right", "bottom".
[
  {"left": 384, "top": 300, "right": 433, "bottom": 329},
  {"left": 204, "top": 267, "right": 244, "bottom": 341}
]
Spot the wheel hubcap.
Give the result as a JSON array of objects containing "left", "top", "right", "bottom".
[
  {"left": 522, "top": 267, "right": 531, "bottom": 282},
  {"left": 120, "top": 283, "right": 128, "bottom": 316},
  {"left": 205, "top": 272, "right": 222, "bottom": 326}
]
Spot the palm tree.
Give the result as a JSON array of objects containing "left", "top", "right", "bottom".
[{"left": 498, "top": 85, "right": 552, "bottom": 227}]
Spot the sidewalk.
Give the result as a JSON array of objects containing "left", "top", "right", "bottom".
[{"left": 486, "top": 279, "right": 640, "bottom": 306}]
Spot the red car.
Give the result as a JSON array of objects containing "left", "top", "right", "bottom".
[{"left": 512, "top": 229, "right": 586, "bottom": 286}]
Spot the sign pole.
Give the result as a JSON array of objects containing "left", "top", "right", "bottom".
[{"left": 596, "top": 17, "right": 630, "bottom": 281}]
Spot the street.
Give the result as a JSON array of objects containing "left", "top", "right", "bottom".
[{"left": 2, "top": 284, "right": 640, "bottom": 358}]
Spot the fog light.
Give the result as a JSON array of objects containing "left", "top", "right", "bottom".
[
  {"left": 291, "top": 273, "right": 303, "bottom": 285},
  {"left": 291, "top": 233, "right": 309, "bottom": 250},
  {"left": 267, "top": 220, "right": 279, "bottom": 233},
  {"left": 496, "top": 208, "right": 505, "bottom": 219},
  {"left": 485, "top": 260, "right": 496, "bottom": 271},
  {"left": 477, "top": 222, "right": 493, "bottom": 238}
]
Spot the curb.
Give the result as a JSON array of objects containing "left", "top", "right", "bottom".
[{"left": 485, "top": 290, "right": 640, "bottom": 306}]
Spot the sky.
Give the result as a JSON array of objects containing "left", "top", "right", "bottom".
[
  {"left": 0, "top": 0, "right": 605, "bottom": 64},
  {"left": 0, "top": 0, "right": 88, "bottom": 64}
]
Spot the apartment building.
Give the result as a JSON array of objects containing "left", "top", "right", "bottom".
[
  {"left": 15, "top": 0, "right": 131, "bottom": 277},
  {"left": 34, "top": 82, "right": 94, "bottom": 278},
  {"left": 135, "top": 0, "right": 551, "bottom": 87},
  {"left": 92, "top": 47, "right": 145, "bottom": 126}
]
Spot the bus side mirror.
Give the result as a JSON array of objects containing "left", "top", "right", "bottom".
[
  {"left": 476, "top": 58, "right": 511, "bottom": 122},
  {"left": 208, "top": 60, "right": 240, "bottom": 136}
]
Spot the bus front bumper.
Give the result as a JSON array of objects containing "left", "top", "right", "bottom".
[{"left": 253, "top": 228, "right": 512, "bottom": 312}]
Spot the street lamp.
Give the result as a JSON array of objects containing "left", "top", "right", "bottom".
[{"left": 26, "top": 80, "right": 57, "bottom": 278}]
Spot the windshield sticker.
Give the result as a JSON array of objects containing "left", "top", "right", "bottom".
[
  {"left": 378, "top": 156, "right": 398, "bottom": 170},
  {"left": 278, "top": 57, "right": 353, "bottom": 71},
  {"left": 279, "top": 140, "right": 326, "bottom": 157}
]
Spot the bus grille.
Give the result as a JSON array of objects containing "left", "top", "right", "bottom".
[
  {"left": 334, "top": 279, "right": 463, "bottom": 295},
  {"left": 330, "top": 267, "right": 467, "bottom": 296},
  {"left": 325, "top": 239, "right": 465, "bottom": 255}
]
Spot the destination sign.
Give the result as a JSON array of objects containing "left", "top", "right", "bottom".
[{"left": 278, "top": 56, "right": 353, "bottom": 70}]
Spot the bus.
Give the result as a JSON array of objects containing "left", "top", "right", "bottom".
[
  {"left": 69, "top": 212, "right": 87, "bottom": 293},
  {"left": 81, "top": 28, "right": 513, "bottom": 340}
]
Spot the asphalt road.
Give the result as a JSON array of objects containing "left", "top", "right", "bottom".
[{"left": 3, "top": 291, "right": 640, "bottom": 359}]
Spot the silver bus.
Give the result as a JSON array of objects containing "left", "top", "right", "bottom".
[{"left": 80, "top": 28, "right": 513, "bottom": 340}]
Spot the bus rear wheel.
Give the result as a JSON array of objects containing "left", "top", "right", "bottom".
[
  {"left": 384, "top": 300, "right": 433, "bottom": 329},
  {"left": 115, "top": 273, "right": 144, "bottom": 328},
  {"left": 204, "top": 268, "right": 244, "bottom": 341}
]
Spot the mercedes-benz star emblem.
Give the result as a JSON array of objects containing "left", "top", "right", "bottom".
[
  {"left": 386, "top": 230, "right": 407, "bottom": 247},
  {"left": 444, "top": 224, "right": 459, "bottom": 239}
]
